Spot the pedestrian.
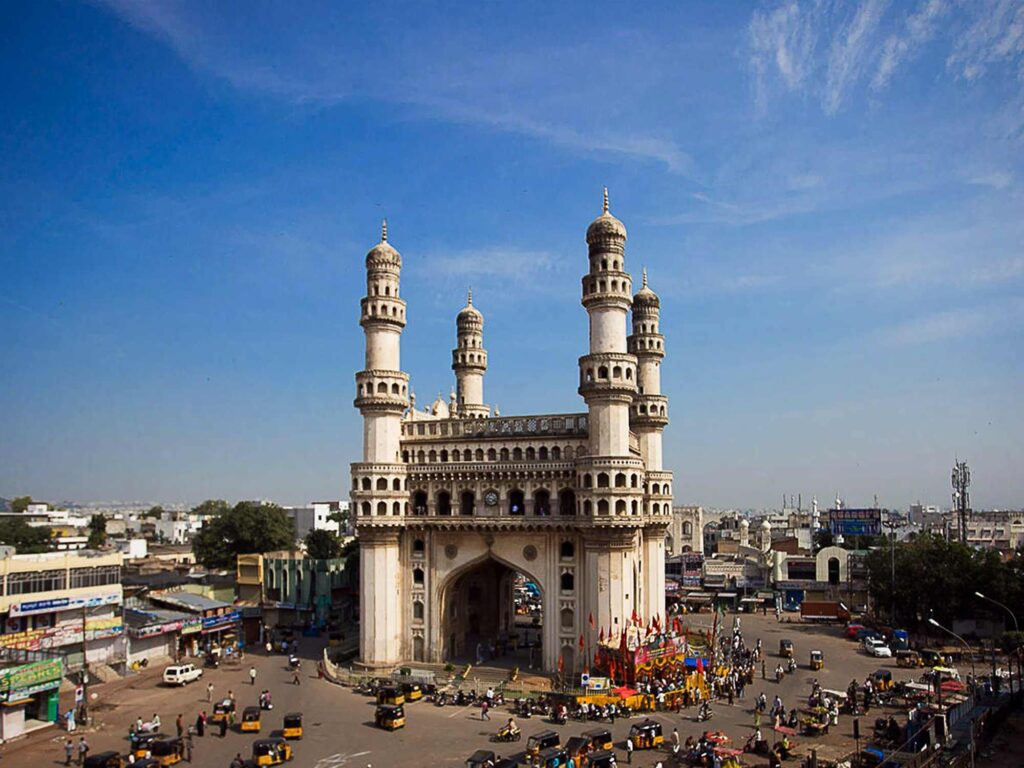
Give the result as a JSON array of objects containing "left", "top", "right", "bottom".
[
  {"left": 231, "top": 754, "right": 245, "bottom": 768},
  {"left": 625, "top": 735, "right": 633, "bottom": 764},
  {"left": 195, "top": 712, "right": 205, "bottom": 737},
  {"left": 228, "top": 689, "right": 235, "bottom": 703},
  {"left": 265, "top": 640, "right": 273, "bottom": 654},
  {"left": 206, "top": 682, "right": 214, "bottom": 702},
  {"left": 481, "top": 699, "right": 490, "bottom": 720},
  {"left": 176, "top": 713, "right": 184, "bottom": 738},
  {"left": 219, "top": 716, "right": 228, "bottom": 738},
  {"left": 249, "top": 666, "right": 257, "bottom": 685},
  {"left": 65, "top": 708, "right": 76, "bottom": 733},
  {"left": 77, "top": 736, "right": 89, "bottom": 766},
  {"left": 293, "top": 669, "right": 301, "bottom": 685},
  {"left": 64, "top": 737, "right": 74, "bottom": 766},
  {"left": 761, "top": 660, "right": 766, "bottom": 679}
]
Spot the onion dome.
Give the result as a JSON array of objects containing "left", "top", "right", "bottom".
[
  {"left": 633, "top": 268, "right": 660, "bottom": 308},
  {"left": 457, "top": 288, "right": 483, "bottom": 324},
  {"left": 586, "top": 187, "right": 627, "bottom": 244},
  {"left": 366, "top": 219, "right": 402, "bottom": 269}
]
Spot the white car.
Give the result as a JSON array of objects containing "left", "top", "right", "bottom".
[
  {"left": 864, "top": 638, "right": 892, "bottom": 658},
  {"left": 162, "top": 663, "right": 203, "bottom": 685}
]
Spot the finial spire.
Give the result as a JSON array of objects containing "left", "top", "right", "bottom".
[
  {"left": 381, "top": 218, "right": 388, "bottom": 243},
  {"left": 467, "top": 287, "right": 473, "bottom": 306},
  {"left": 642, "top": 267, "right": 648, "bottom": 288},
  {"left": 602, "top": 186, "right": 609, "bottom": 214}
]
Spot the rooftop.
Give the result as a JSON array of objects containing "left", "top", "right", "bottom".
[{"left": 150, "top": 590, "right": 231, "bottom": 612}]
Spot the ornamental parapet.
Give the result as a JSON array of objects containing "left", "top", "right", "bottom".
[
  {"left": 630, "top": 394, "right": 668, "bottom": 427},
  {"left": 360, "top": 296, "right": 407, "bottom": 329},
  {"left": 581, "top": 272, "right": 633, "bottom": 310},
  {"left": 627, "top": 333, "right": 665, "bottom": 358},
  {"left": 401, "top": 413, "right": 589, "bottom": 441},
  {"left": 354, "top": 370, "right": 410, "bottom": 411},
  {"left": 578, "top": 353, "right": 638, "bottom": 400}
]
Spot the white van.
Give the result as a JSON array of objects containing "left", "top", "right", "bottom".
[{"left": 162, "top": 663, "right": 203, "bottom": 685}]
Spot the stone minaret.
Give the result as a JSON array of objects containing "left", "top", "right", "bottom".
[
  {"left": 352, "top": 220, "right": 409, "bottom": 668},
  {"left": 628, "top": 268, "right": 668, "bottom": 470},
  {"left": 576, "top": 189, "right": 647, "bottom": 641},
  {"left": 451, "top": 289, "right": 490, "bottom": 418}
]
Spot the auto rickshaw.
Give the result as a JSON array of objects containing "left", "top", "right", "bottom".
[
  {"left": 131, "top": 732, "right": 169, "bottom": 758},
  {"left": 149, "top": 738, "right": 184, "bottom": 767},
  {"left": 920, "top": 649, "right": 946, "bottom": 667},
  {"left": 810, "top": 650, "right": 824, "bottom": 670},
  {"left": 132, "top": 760, "right": 161, "bottom": 768},
  {"left": 282, "top": 712, "right": 303, "bottom": 739},
  {"left": 241, "top": 706, "right": 261, "bottom": 732},
  {"left": 588, "top": 750, "right": 619, "bottom": 768},
  {"left": 466, "top": 750, "right": 497, "bottom": 768},
  {"left": 527, "top": 730, "right": 561, "bottom": 756},
  {"left": 896, "top": 650, "right": 922, "bottom": 668},
  {"left": 374, "top": 703, "right": 405, "bottom": 730},
  {"left": 252, "top": 737, "right": 293, "bottom": 766},
  {"left": 565, "top": 736, "right": 591, "bottom": 763},
  {"left": 871, "top": 669, "right": 893, "bottom": 691},
  {"left": 584, "top": 727, "right": 614, "bottom": 751},
  {"left": 211, "top": 698, "right": 236, "bottom": 724},
  {"left": 779, "top": 639, "right": 794, "bottom": 658},
  {"left": 84, "top": 752, "right": 125, "bottom": 768},
  {"left": 401, "top": 682, "right": 424, "bottom": 701},
  {"left": 537, "top": 747, "right": 569, "bottom": 768},
  {"left": 629, "top": 719, "right": 664, "bottom": 749},
  {"left": 376, "top": 686, "right": 405, "bottom": 706}
]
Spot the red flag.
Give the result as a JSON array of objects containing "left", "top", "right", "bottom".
[
  {"left": 599, "top": 627, "right": 605, "bottom": 642},
  {"left": 579, "top": 633, "right": 585, "bottom": 652},
  {"left": 588, "top": 612, "right": 596, "bottom": 629},
  {"left": 696, "top": 657, "right": 704, "bottom": 673},
  {"left": 558, "top": 653, "right": 564, "bottom": 675},
  {"left": 619, "top": 629, "right": 628, "bottom": 654},
  {"left": 653, "top": 614, "right": 661, "bottom": 632},
  {"left": 631, "top": 608, "right": 639, "bottom": 625}
]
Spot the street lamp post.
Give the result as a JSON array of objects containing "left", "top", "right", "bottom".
[
  {"left": 975, "top": 591, "right": 1019, "bottom": 695},
  {"left": 882, "top": 519, "right": 898, "bottom": 624},
  {"left": 929, "top": 618, "right": 976, "bottom": 698}
]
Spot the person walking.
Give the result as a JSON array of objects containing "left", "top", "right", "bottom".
[
  {"left": 76, "top": 736, "right": 89, "bottom": 766},
  {"left": 219, "top": 716, "right": 228, "bottom": 738},
  {"left": 195, "top": 712, "right": 205, "bottom": 737},
  {"left": 64, "top": 737, "right": 74, "bottom": 766},
  {"left": 65, "top": 708, "right": 76, "bottom": 733},
  {"left": 176, "top": 713, "right": 184, "bottom": 738},
  {"left": 480, "top": 699, "right": 490, "bottom": 720},
  {"left": 625, "top": 735, "right": 633, "bottom": 764},
  {"left": 206, "top": 682, "right": 214, "bottom": 702},
  {"left": 293, "top": 669, "right": 301, "bottom": 685},
  {"left": 249, "top": 666, "right": 257, "bottom": 686}
]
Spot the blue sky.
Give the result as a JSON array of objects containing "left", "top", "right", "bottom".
[{"left": 2, "top": 0, "right": 1022, "bottom": 510}]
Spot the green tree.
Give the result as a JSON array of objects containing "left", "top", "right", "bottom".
[
  {"left": 0, "top": 518, "right": 52, "bottom": 553},
  {"left": 87, "top": 514, "right": 107, "bottom": 548},
  {"left": 305, "top": 528, "right": 343, "bottom": 560},
  {"left": 812, "top": 529, "right": 834, "bottom": 551},
  {"left": 142, "top": 505, "right": 165, "bottom": 519},
  {"left": 192, "top": 500, "right": 295, "bottom": 570},
  {"left": 11, "top": 496, "right": 34, "bottom": 514},
  {"left": 192, "top": 499, "right": 230, "bottom": 517}
]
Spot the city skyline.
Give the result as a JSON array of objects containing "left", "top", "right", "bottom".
[{"left": 2, "top": 2, "right": 1023, "bottom": 509}]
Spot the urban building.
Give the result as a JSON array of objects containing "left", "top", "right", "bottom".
[
  {"left": 352, "top": 194, "right": 674, "bottom": 671},
  {"left": 667, "top": 506, "right": 703, "bottom": 554},
  {"left": 125, "top": 605, "right": 199, "bottom": 667},
  {"left": 964, "top": 510, "right": 1024, "bottom": 557},
  {"left": 0, "top": 658, "right": 64, "bottom": 740},
  {"left": 148, "top": 590, "right": 240, "bottom": 658},
  {"left": 0, "top": 550, "right": 124, "bottom": 670},
  {"left": 285, "top": 501, "right": 347, "bottom": 541}
]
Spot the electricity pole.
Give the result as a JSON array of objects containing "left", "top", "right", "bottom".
[{"left": 882, "top": 518, "right": 898, "bottom": 624}]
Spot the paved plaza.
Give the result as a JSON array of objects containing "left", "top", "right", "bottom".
[{"left": 2, "top": 614, "right": 921, "bottom": 767}]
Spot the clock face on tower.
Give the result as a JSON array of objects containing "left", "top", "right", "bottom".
[{"left": 484, "top": 491, "right": 499, "bottom": 507}]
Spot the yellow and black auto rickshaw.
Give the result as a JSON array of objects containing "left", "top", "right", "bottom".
[
  {"left": 920, "top": 649, "right": 946, "bottom": 667},
  {"left": 466, "top": 750, "right": 497, "bottom": 768},
  {"left": 537, "top": 747, "right": 569, "bottom": 768},
  {"left": 584, "top": 727, "right": 614, "bottom": 751},
  {"left": 564, "top": 736, "right": 591, "bottom": 764},
  {"left": 211, "top": 698, "right": 236, "bottom": 724},
  {"left": 588, "top": 750, "right": 619, "bottom": 768},
  {"left": 241, "top": 706, "right": 261, "bottom": 733},
  {"left": 131, "top": 732, "right": 169, "bottom": 759},
  {"left": 253, "top": 737, "right": 293, "bottom": 766},
  {"left": 629, "top": 719, "right": 664, "bottom": 750},
  {"left": 779, "top": 639, "right": 794, "bottom": 658},
  {"left": 282, "top": 712, "right": 303, "bottom": 739},
  {"left": 526, "top": 730, "right": 561, "bottom": 757},
  {"left": 149, "top": 738, "right": 184, "bottom": 767},
  {"left": 810, "top": 650, "right": 824, "bottom": 670},
  {"left": 376, "top": 686, "right": 405, "bottom": 706},
  {"left": 84, "top": 752, "right": 125, "bottom": 768},
  {"left": 897, "top": 650, "right": 922, "bottom": 668},
  {"left": 401, "top": 682, "right": 424, "bottom": 701},
  {"left": 871, "top": 669, "right": 894, "bottom": 691},
  {"left": 374, "top": 703, "right": 405, "bottom": 730}
]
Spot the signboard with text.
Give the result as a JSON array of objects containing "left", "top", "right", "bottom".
[
  {"left": 828, "top": 508, "right": 881, "bottom": 537},
  {"left": 9, "top": 590, "right": 122, "bottom": 617}
]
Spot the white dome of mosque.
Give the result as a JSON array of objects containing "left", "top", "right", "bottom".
[
  {"left": 365, "top": 219, "right": 401, "bottom": 268},
  {"left": 633, "top": 268, "right": 660, "bottom": 308},
  {"left": 457, "top": 289, "right": 483, "bottom": 324},
  {"left": 586, "top": 187, "right": 627, "bottom": 244}
]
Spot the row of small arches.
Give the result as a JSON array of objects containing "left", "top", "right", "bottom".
[
  {"left": 369, "top": 282, "right": 397, "bottom": 297},
  {"left": 358, "top": 494, "right": 666, "bottom": 517},
  {"left": 365, "top": 302, "right": 405, "bottom": 320},
  {"left": 456, "top": 353, "right": 484, "bottom": 365},
  {"left": 403, "top": 445, "right": 581, "bottom": 464},
  {"left": 582, "top": 365, "right": 634, "bottom": 383},
  {"left": 412, "top": 488, "right": 576, "bottom": 516},
  {"left": 578, "top": 472, "right": 672, "bottom": 496},
  {"left": 410, "top": 538, "right": 577, "bottom": 560},
  {"left": 583, "top": 277, "right": 629, "bottom": 296},
  {"left": 359, "top": 381, "right": 408, "bottom": 396},
  {"left": 636, "top": 402, "right": 667, "bottom": 417}
]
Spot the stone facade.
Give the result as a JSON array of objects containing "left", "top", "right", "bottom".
[{"left": 352, "top": 193, "right": 674, "bottom": 672}]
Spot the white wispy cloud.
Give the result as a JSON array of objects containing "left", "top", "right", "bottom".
[
  {"left": 947, "top": 0, "right": 1024, "bottom": 82},
  {"left": 749, "top": 0, "right": 819, "bottom": 108},
  {"left": 418, "top": 247, "right": 558, "bottom": 281},
  {"left": 883, "top": 300, "right": 1024, "bottom": 345},
  {"left": 824, "top": 0, "right": 890, "bottom": 114},
  {"left": 872, "top": 0, "right": 949, "bottom": 90},
  {"left": 968, "top": 170, "right": 1015, "bottom": 189}
]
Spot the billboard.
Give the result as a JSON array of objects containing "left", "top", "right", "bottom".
[{"left": 828, "top": 508, "right": 881, "bottom": 537}]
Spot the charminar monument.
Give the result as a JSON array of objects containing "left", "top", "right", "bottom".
[{"left": 351, "top": 191, "right": 673, "bottom": 672}]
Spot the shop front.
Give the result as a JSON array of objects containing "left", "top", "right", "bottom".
[{"left": 0, "top": 658, "right": 63, "bottom": 740}]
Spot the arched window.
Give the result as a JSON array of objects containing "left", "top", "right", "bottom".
[
  {"left": 361, "top": 502, "right": 371, "bottom": 516},
  {"left": 525, "top": 447, "right": 535, "bottom": 461},
  {"left": 598, "top": 366, "right": 608, "bottom": 379},
  {"left": 392, "top": 501, "right": 401, "bottom": 515},
  {"left": 631, "top": 500, "right": 638, "bottom": 515},
  {"left": 597, "top": 473, "right": 609, "bottom": 488},
  {"left": 437, "top": 491, "right": 452, "bottom": 516},
  {"left": 509, "top": 489, "right": 525, "bottom": 516},
  {"left": 460, "top": 491, "right": 474, "bottom": 516},
  {"left": 428, "top": 450, "right": 437, "bottom": 462},
  {"left": 376, "top": 477, "right": 388, "bottom": 491},
  {"left": 560, "top": 572, "right": 575, "bottom": 592},
  {"left": 597, "top": 499, "right": 609, "bottom": 515},
  {"left": 475, "top": 448, "right": 484, "bottom": 461},
  {"left": 612, "top": 366, "right": 622, "bottom": 379},
  {"left": 512, "top": 447, "right": 523, "bottom": 461},
  {"left": 361, "top": 477, "right": 371, "bottom": 491},
  {"left": 500, "top": 448, "right": 510, "bottom": 461},
  {"left": 413, "top": 600, "right": 424, "bottom": 620},
  {"left": 376, "top": 501, "right": 387, "bottom": 515},
  {"left": 377, "top": 381, "right": 387, "bottom": 393},
  {"left": 561, "top": 607, "right": 574, "bottom": 629},
  {"left": 560, "top": 541, "right": 575, "bottom": 559},
  {"left": 615, "top": 472, "right": 626, "bottom": 488},
  {"left": 413, "top": 567, "right": 424, "bottom": 585},
  {"left": 584, "top": 474, "right": 593, "bottom": 488},
  {"left": 682, "top": 522, "right": 693, "bottom": 535},
  {"left": 391, "top": 383, "right": 400, "bottom": 394},
  {"left": 538, "top": 446, "right": 548, "bottom": 460},
  {"left": 615, "top": 499, "right": 626, "bottom": 514},
  {"left": 487, "top": 448, "right": 496, "bottom": 461},
  {"left": 583, "top": 500, "right": 593, "bottom": 515},
  {"left": 392, "top": 478, "right": 402, "bottom": 491},
  {"left": 551, "top": 446, "right": 561, "bottom": 460},
  {"left": 827, "top": 557, "right": 841, "bottom": 585},
  {"left": 630, "top": 474, "right": 638, "bottom": 488},
  {"left": 417, "top": 450, "right": 425, "bottom": 463},
  {"left": 413, "top": 490, "right": 427, "bottom": 516},
  {"left": 559, "top": 489, "right": 576, "bottom": 516},
  {"left": 412, "top": 538, "right": 425, "bottom": 555},
  {"left": 534, "top": 489, "right": 551, "bottom": 516},
  {"left": 440, "top": 449, "right": 449, "bottom": 462},
  {"left": 463, "top": 449, "right": 472, "bottom": 461}
]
